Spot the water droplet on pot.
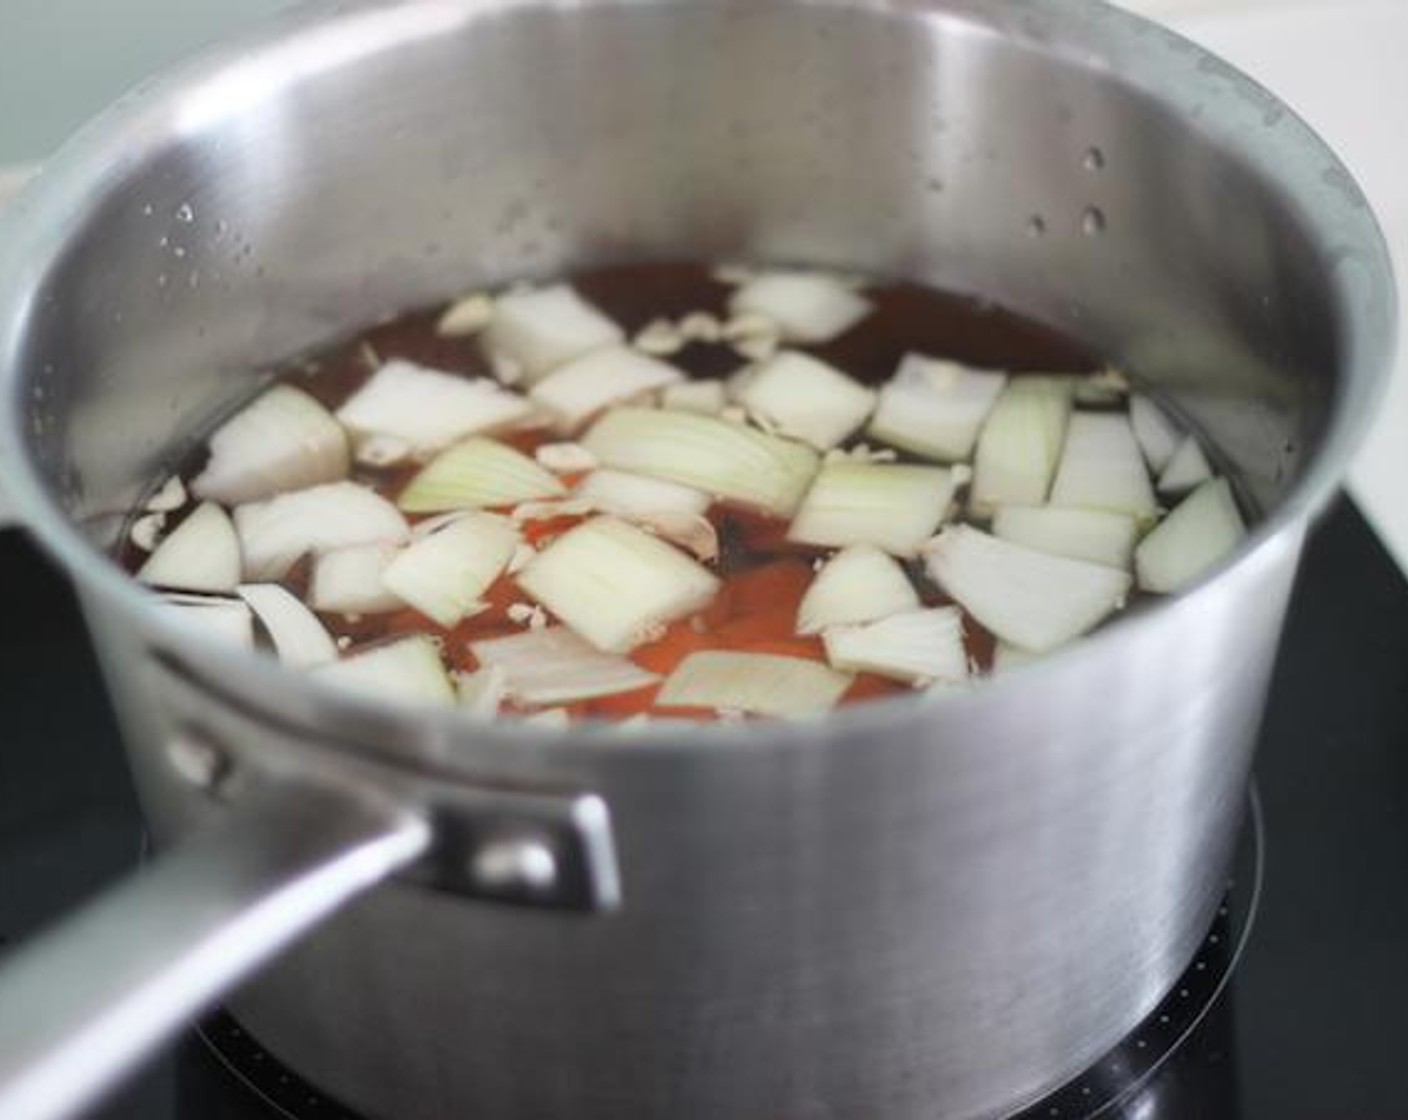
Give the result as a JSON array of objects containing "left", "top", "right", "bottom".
[
  {"left": 1082, "top": 207, "right": 1106, "bottom": 236},
  {"left": 1027, "top": 215, "right": 1047, "bottom": 238},
  {"left": 1084, "top": 146, "right": 1106, "bottom": 171},
  {"left": 175, "top": 203, "right": 195, "bottom": 224}
]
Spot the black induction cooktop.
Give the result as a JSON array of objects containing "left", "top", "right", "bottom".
[{"left": 2, "top": 498, "right": 1407, "bottom": 1120}]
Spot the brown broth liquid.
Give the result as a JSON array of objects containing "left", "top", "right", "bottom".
[{"left": 128, "top": 263, "right": 1102, "bottom": 722}]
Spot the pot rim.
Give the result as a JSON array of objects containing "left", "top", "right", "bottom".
[{"left": 0, "top": 0, "right": 1395, "bottom": 763}]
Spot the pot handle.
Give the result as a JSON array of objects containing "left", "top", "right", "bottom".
[{"left": 0, "top": 778, "right": 431, "bottom": 1120}]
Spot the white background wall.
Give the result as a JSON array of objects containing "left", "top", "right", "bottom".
[
  {"left": 0, "top": 0, "right": 1306, "bottom": 163},
  {"left": 0, "top": 0, "right": 293, "bottom": 163}
]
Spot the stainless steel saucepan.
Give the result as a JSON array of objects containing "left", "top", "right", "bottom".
[{"left": 0, "top": 2, "right": 1393, "bottom": 1118}]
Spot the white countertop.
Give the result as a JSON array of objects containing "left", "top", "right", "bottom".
[{"left": 2, "top": 0, "right": 1405, "bottom": 568}]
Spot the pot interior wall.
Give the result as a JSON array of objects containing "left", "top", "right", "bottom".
[{"left": 6, "top": 0, "right": 1356, "bottom": 549}]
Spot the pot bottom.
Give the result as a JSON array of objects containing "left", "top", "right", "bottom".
[{"left": 193, "top": 794, "right": 1263, "bottom": 1120}]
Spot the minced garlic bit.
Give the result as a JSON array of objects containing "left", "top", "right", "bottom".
[
  {"left": 747, "top": 409, "right": 780, "bottom": 437},
  {"left": 355, "top": 434, "right": 413, "bottom": 468},
  {"left": 825, "top": 443, "right": 899, "bottom": 466},
  {"left": 722, "top": 311, "right": 779, "bottom": 342},
  {"left": 733, "top": 333, "right": 780, "bottom": 362},
  {"left": 507, "top": 602, "right": 548, "bottom": 630},
  {"left": 632, "top": 511, "right": 720, "bottom": 563},
  {"left": 145, "top": 476, "right": 188, "bottom": 513},
  {"left": 679, "top": 312, "right": 724, "bottom": 344},
  {"left": 633, "top": 318, "right": 685, "bottom": 357},
  {"left": 535, "top": 442, "right": 599, "bottom": 474},
  {"left": 511, "top": 498, "right": 594, "bottom": 524},
  {"left": 490, "top": 354, "right": 525, "bottom": 386},
  {"left": 130, "top": 512, "right": 167, "bottom": 552},
  {"left": 358, "top": 341, "right": 381, "bottom": 370},
  {"left": 634, "top": 620, "right": 668, "bottom": 646},
  {"left": 436, "top": 292, "right": 496, "bottom": 338},
  {"left": 712, "top": 263, "right": 756, "bottom": 286}
]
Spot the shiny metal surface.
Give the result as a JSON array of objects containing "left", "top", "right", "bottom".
[
  {"left": 0, "top": 1, "right": 1394, "bottom": 1119},
  {"left": 0, "top": 781, "right": 428, "bottom": 1120}
]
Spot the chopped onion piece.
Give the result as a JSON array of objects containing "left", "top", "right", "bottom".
[
  {"left": 970, "top": 376, "right": 1074, "bottom": 517},
  {"left": 529, "top": 346, "right": 683, "bottom": 432},
  {"left": 574, "top": 469, "right": 711, "bottom": 518},
  {"left": 315, "top": 636, "right": 455, "bottom": 707},
  {"left": 823, "top": 607, "right": 968, "bottom": 685},
  {"left": 661, "top": 380, "right": 727, "bottom": 416},
  {"left": 157, "top": 595, "right": 255, "bottom": 649},
  {"left": 923, "top": 525, "right": 1131, "bottom": 653},
  {"left": 657, "top": 651, "right": 852, "bottom": 718},
  {"left": 310, "top": 543, "right": 403, "bottom": 615},
  {"left": 1050, "top": 412, "right": 1157, "bottom": 519},
  {"left": 398, "top": 437, "right": 566, "bottom": 513},
  {"left": 788, "top": 462, "right": 959, "bottom": 556},
  {"left": 734, "top": 351, "right": 877, "bottom": 451},
  {"left": 582, "top": 407, "right": 820, "bottom": 518},
  {"left": 1130, "top": 394, "right": 1181, "bottom": 473},
  {"left": 728, "top": 271, "right": 873, "bottom": 344},
  {"left": 1157, "top": 435, "right": 1213, "bottom": 496},
  {"left": 481, "top": 284, "right": 624, "bottom": 383},
  {"left": 1135, "top": 478, "right": 1246, "bottom": 594},
  {"left": 522, "top": 707, "right": 572, "bottom": 729},
  {"left": 235, "top": 482, "right": 410, "bottom": 580},
  {"left": 382, "top": 513, "right": 520, "bottom": 628},
  {"left": 796, "top": 544, "right": 920, "bottom": 635},
  {"left": 470, "top": 627, "right": 659, "bottom": 705},
  {"left": 436, "top": 292, "right": 495, "bottom": 338},
  {"left": 192, "top": 385, "right": 349, "bottom": 505},
  {"left": 516, "top": 516, "right": 720, "bottom": 652},
  {"left": 457, "top": 665, "right": 508, "bottom": 718},
  {"left": 238, "top": 584, "right": 338, "bottom": 669},
  {"left": 992, "top": 505, "right": 1139, "bottom": 570},
  {"left": 138, "top": 502, "right": 241, "bottom": 593},
  {"left": 336, "top": 360, "right": 531, "bottom": 455},
  {"left": 867, "top": 355, "right": 1008, "bottom": 462}
]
